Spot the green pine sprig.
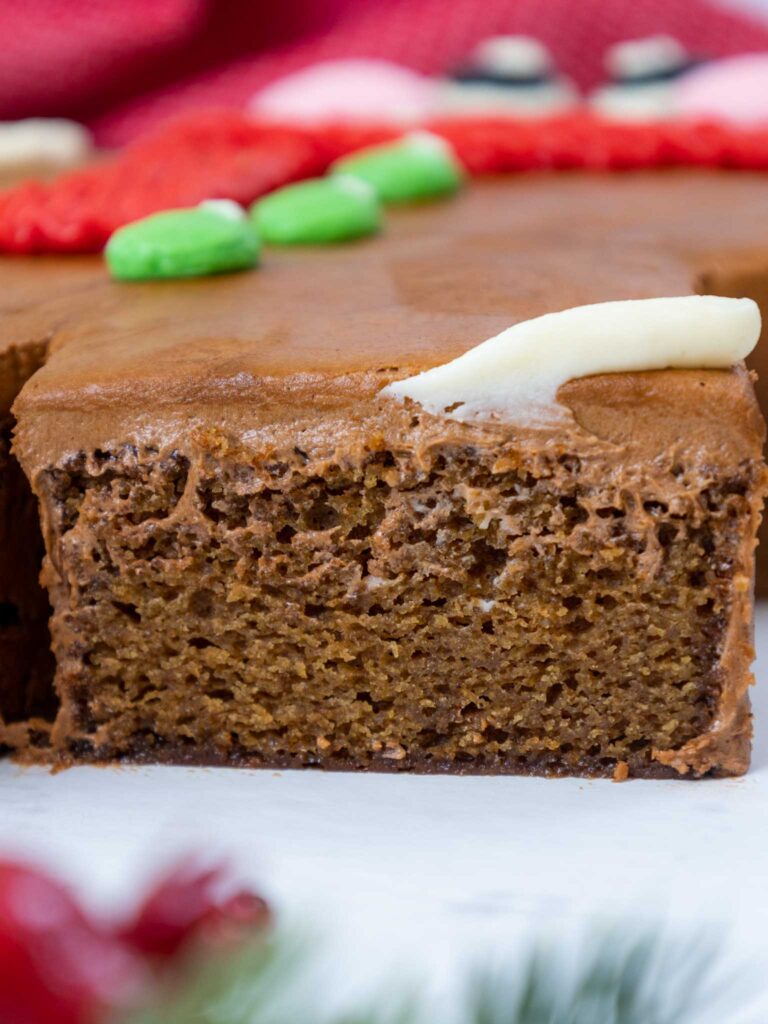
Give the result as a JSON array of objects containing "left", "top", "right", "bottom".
[
  {"left": 117, "top": 924, "right": 753, "bottom": 1024},
  {"left": 119, "top": 931, "right": 310, "bottom": 1024},
  {"left": 466, "top": 931, "right": 728, "bottom": 1024}
]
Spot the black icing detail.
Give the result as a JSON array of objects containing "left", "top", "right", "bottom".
[
  {"left": 449, "top": 67, "right": 553, "bottom": 87},
  {"left": 612, "top": 56, "right": 705, "bottom": 86}
]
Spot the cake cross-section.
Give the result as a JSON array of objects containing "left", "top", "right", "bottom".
[{"left": 4, "top": 175, "right": 768, "bottom": 777}]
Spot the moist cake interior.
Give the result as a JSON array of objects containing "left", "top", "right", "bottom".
[{"left": 2, "top": 172, "right": 768, "bottom": 775}]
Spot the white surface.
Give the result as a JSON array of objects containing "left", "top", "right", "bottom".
[
  {"left": 2, "top": 606, "right": 768, "bottom": 1016},
  {"left": 383, "top": 296, "right": 761, "bottom": 425}
]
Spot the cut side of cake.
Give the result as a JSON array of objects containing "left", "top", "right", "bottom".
[
  {"left": 16, "top": 368, "right": 765, "bottom": 778},
  {"left": 2, "top": 174, "right": 768, "bottom": 777}
]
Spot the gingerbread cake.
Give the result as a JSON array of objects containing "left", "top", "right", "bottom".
[{"left": 1, "top": 171, "right": 767, "bottom": 778}]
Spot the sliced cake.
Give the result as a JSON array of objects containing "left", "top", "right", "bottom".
[{"left": 2, "top": 175, "right": 765, "bottom": 777}]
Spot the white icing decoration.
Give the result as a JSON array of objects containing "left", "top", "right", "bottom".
[
  {"left": 382, "top": 296, "right": 761, "bottom": 427},
  {"left": 591, "top": 35, "right": 692, "bottom": 120},
  {"left": 333, "top": 174, "right": 377, "bottom": 199},
  {"left": 605, "top": 35, "right": 688, "bottom": 80},
  {"left": 198, "top": 199, "right": 247, "bottom": 221},
  {"left": 436, "top": 80, "right": 577, "bottom": 117},
  {"left": 589, "top": 82, "right": 677, "bottom": 122},
  {"left": 0, "top": 118, "right": 91, "bottom": 169},
  {"left": 472, "top": 36, "right": 553, "bottom": 78},
  {"left": 403, "top": 130, "right": 455, "bottom": 155}
]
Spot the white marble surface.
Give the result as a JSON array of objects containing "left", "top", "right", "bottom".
[{"left": 2, "top": 605, "right": 768, "bottom": 1018}]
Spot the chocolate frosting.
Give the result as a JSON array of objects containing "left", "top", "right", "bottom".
[{"left": 3, "top": 172, "right": 768, "bottom": 421}]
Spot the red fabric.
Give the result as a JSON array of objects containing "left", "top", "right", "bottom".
[
  {"left": 4, "top": 111, "right": 768, "bottom": 253},
  {"left": 1, "top": 0, "right": 768, "bottom": 145}
]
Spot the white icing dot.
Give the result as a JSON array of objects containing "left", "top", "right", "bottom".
[
  {"left": 382, "top": 296, "right": 761, "bottom": 427},
  {"left": 0, "top": 118, "right": 91, "bottom": 169},
  {"left": 606, "top": 35, "right": 688, "bottom": 80},
  {"left": 403, "top": 130, "right": 455, "bottom": 155},
  {"left": 472, "top": 35, "right": 553, "bottom": 78},
  {"left": 198, "top": 199, "right": 247, "bottom": 221},
  {"left": 333, "top": 174, "right": 377, "bottom": 199}
]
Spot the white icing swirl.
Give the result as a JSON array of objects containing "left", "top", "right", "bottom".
[{"left": 382, "top": 296, "right": 761, "bottom": 426}]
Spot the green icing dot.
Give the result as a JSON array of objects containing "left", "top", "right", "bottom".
[
  {"left": 331, "top": 132, "right": 464, "bottom": 203},
  {"left": 251, "top": 176, "right": 381, "bottom": 245},
  {"left": 105, "top": 201, "right": 260, "bottom": 281}
]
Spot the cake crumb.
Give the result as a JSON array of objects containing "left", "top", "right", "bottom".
[
  {"left": 733, "top": 573, "right": 750, "bottom": 593},
  {"left": 382, "top": 743, "right": 407, "bottom": 761},
  {"left": 612, "top": 761, "right": 630, "bottom": 782}
]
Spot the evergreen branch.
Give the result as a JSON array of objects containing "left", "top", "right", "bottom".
[
  {"left": 118, "top": 924, "right": 754, "bottom": 1024},
  {"left": 331, "top": 1002, "right": 420, "bottom": 1024},
  {"left": 120, "top": 930, "right": 311, "bottom": 1024},
  {"left": 466, "top": 930, "right": 733, "bottom": 1024}
]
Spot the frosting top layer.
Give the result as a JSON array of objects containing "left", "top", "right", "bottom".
[
  {"left": 7, "top": 171, "right": 768, "bottom": 420},
  {"left": 384, "top": 295, "right": 762, "bottom": 425}
]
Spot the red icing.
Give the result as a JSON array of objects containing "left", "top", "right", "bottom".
[{"left": 2, "top": 111, "right": 768, "bottom": 253}]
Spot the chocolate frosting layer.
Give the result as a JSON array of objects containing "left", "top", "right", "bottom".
[{"left": 4, "top": 171, "right": 768, "bottom": 424}]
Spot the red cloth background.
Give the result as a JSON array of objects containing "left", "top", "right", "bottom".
[{"left": 2, "top": 0, "right": 768, "bottom": 146}]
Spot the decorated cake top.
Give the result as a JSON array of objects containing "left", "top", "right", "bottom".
[
  {"left": 7, "top": 174, "right": 767, "bottom": 453},
  {"left": 1, "top": 92, "right": 766, "bottom": 451},
  {"left": 5, "top": 111, "right": 768, "bottom": 254}
]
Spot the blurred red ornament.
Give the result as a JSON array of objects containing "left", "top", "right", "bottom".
[
  {"left": 0, "top": 860, "right": 141, "bottom": 1024},
  {"left": 0, "top": 856, "right": 270, "bottom": 1021},
  {"left": 118, "top": 859, "right": 270, "bottom": 960}
]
